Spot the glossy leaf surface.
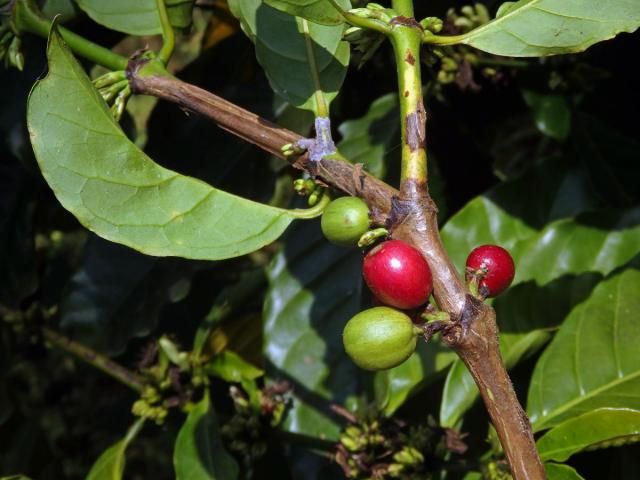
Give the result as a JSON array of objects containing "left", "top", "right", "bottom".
[
  {"left": 537, "top": 408, "right": 640, "bottom": 462},
  {"left": 376, "top": 341, "right": 456, "bottom": 416},
  {"left": 228, "top": 0, "right": 349, "bottom": 112},
  {"left": 75, "top": 0, "right": 194, "bottom": 35},
  {"left": 174, "top": 394, "right": 238, "bottom": 480},
  {"left": 458, "top": 0, "right": 640, "bottom": 57},
  {"left": 514, "top": 208, "right": 640, "bottom": 285},
  {"left": 27, "top": 29, "right": 296, "bottom": 261},
  {"left": 527, "top": 268, "right": 640, "bottom": 430},
  {"left": 544, "top": 463, "right": 585, "bottom": 480},
  {"left": 263, "top": 220, "right": 362, "bottom": 439}
]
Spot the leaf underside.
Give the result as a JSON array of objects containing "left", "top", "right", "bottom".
[
  {"left": 461, "top": 0, "right": 640, "bottom": 57},
  {"left": 28, "top": 28, "right": 296, "bottom": 261}
]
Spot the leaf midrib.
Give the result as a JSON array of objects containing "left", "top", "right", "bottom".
[{"left": 533, "top": 368, "right": 640, "bottom": 430}]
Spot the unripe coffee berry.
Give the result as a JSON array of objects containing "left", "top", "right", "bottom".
[
  {"left": 465, "top": 244, "right": 515, "bottom": 297},
  {"left": 363, "top": 240, "right": 433, "bottom": 309},
  {"left": 343, "top": 307, "right": 421, "bottom": 371},
  {"left": 321, "top": 197, "right": 370, "bottom": 247}
]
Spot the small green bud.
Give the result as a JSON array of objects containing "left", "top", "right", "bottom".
[
  {"left": 393, "top": 446, "right": 424, "bottom": 465},
  {"left": 441, "top": 57, "right": 458, "bottom": 72},
  {"left": 387, "top": 463, "right": 404, "bottom": 477},
  {"left": 308, "top": 191, "right": 319, "bottom": 206},
  {"left": 420, "top": 17, "right": 443, "bottom": 33}
]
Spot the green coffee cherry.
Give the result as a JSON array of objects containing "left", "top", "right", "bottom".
[
  {"left": 343, "top": 307, "right": 421, "bottom": 371},
  {"left": 321, "top": 197, "right": 370, "bottom": 247}
]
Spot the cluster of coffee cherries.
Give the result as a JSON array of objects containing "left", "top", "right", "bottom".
[{"left": 320, "top": 196, "right": 515, "bottom": 372}]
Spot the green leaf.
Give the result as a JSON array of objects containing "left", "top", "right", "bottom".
[
  {"left": 337, "top": 93, "right": 399, "bottom": 180},
  {"left": 375, "top": 342, "right": 456, "bottom": 416},
  {"left": 537, "top": 408, "right": 640, "bottom": 462},
  {"left": 86, "top": 418, "right": 144, "bottom": 480},
  {"left": 264, "top": 0, "right": 350, "bottom": 26},
  {"left": 229, "top": 0, "right": 349, "bottom": 112},
  {"left": 441, "top": 196, "right": 537, "bottom": 272},
  {"left": 205, "top": 351, "right": 264, "bottom": 383},
  {"left": 544, "top": 463, "right": 585, "bottom": 480},
  {"left": 457, "top": 0, "right": 640, "bottom": 57},
  {"left": 440, "top": 154, "right": 602, "bottom": 270},
  {"left": 263, "top": 219, "right": 362, "bottom": 439},
  {"left": 27, "top": 28, "right": 296, "bottom": 261},
  {"left": 0, "top": 476, "right": 32, "bottom": 480},
  {"left": 527, "top": 268, "right": 640, "bottom": 431},
  {"left": 75, "top": 0, "right": 194, "bottom": 35},
  {"left": 522, "top": 90, "right": 571, "bottom": 141},
  {"left": 515, "top": 208, "right": 640, "bottom": 286},
  {"left": 174, "top": 393, "right": 238, "bottom": 480}
]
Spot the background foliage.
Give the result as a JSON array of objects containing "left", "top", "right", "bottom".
[{"left": 1, "top": 0, "right": 639, "bottom": 479}]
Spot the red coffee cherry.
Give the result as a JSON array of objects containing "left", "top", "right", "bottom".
[
  {"left": 363, "top": 240, "right": 433, "bottom": 309},
  {"left": 465, "top": 245, "right": 515, "bottom": 297}
]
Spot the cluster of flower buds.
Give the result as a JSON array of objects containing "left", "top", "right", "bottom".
[{"left": 293, "top": 176, "right": 323, "bottom": 205}]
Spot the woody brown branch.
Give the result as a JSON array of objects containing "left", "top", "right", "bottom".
[{"left": 129, "top": 73, "right": 546, "bottom": 480}]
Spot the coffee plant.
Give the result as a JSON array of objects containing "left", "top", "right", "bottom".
[{"left": 1, "top": 0, "right": 639, "bottom": 478}]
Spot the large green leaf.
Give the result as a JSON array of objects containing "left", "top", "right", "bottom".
[
  {"left": 441, "top": 155, "right": 603, "bottom": 271},
  {"left": 75, "top": 0, "right": 194, "bottom": 35},
  {"left": 527, "top": 268, "right": 640, "bottom": 431},
  {"left": 514, "top": 208, "right": 640, "bottom": 285},
  {"left": 27, "top": 29, "right": 296, "bottom": 261},
  {"left": 229, "top": 0, "right": 349, "bottom": 112},
  {"left": 337, "top": 93, "right": 399, "bottom": 180},
  {"left": 537, "top": 408, "right": 640, "bottom": 462},
  {"left": 86, "top": 418, "right": 144, "bottom": 480},
  {"left": 174, "top": 393, "right": 238, "bottom": 480},
  {"left": 263, "top": 219, "right": 362, "bottom": 439},
  {"left": 441, "top": 196, "right": 537, "bottom": 272},
  {"left": 456, "top": 0, "right": 640, "bottom": 57},
  {"left": 544, "top": 463, "right": 585, "bottom": 480},
  {"left": 264, "top": 0, "right": 350, "bottom": 26}
]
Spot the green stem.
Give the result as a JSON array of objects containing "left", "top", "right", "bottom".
[
  {"left": 289, "top": 189, "right": 331, "bottom": 219},
  {"left": 389, "top": 20, "right": 428, "bottom": 195},
  {"left": 301, "top": 18, "right": 329, "bottom": 118},
  {"left": 42, "top": 326, "right": 145, "bottom": 392},
  {"left": 155, "top": 0, "right": 175, "bottom": 65},
  {"left": 326, "top": 0, "right": 391, "bottom": 34},
  {"left": 422, "top": 33, "right": 466, "bottom": 46},
  {"left": 391, "top": 0, "right": 414, "bottom": 17},
  {"left": 13, "top": 0, "right": 127, "bottom": 71}
]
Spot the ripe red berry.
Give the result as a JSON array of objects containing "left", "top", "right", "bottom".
[
  {"left": 465, "top": 245, "right": 515, "bottom": 297},
  {"left": 363, "top": 240, "right": 433, "bottom": 309}
]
